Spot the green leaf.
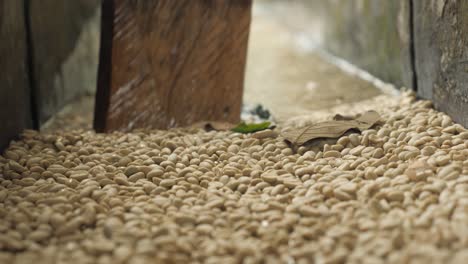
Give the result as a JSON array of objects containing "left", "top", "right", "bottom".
[{"left": 231, "top": 122, "right": 271, "bottom": 133}]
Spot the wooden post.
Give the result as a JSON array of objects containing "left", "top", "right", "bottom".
[
  {"left": 0, "top": 0, "right": 34, "bottom": 151},
  {"left": 94, "top": 0, "right": 252, "bottom": 132}
]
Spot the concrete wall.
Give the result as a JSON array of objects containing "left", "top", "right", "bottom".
[
  {"left": 29, "top": 0, "right": 100, "bottom": 125},
  {"left": 278, "top": 0, "right": 467, "bottom": 127},
  {"left": 303, "top": 0, "right": 414, "bottom": 90},
  {"left": 0, "top": 0, "right": 100, "bottom": 151}
]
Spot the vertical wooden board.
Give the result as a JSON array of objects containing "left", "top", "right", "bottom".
[
  {"left": 0, "top": 0, "right": 33, "bottom": 151},
  {"left": 29, "top": 0, "right": 100, "bottom": 126},
  {"left": 413, "top": 0, "right": 468, "bottom": 126},
  {"left": 95, "top": 0, "right": 252, "bottom": 132}
]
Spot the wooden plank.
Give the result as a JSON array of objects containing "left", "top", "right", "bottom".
[
  {"left": 94, "top": 0, "right": 252, "bottom": 132},
  {"left": 0, "top": 0, "right": 33, "bottom": 151},
  {"left": 28, "top": 0, "right": 100, "bottom": 126},
  {"left": 413, "top": 0, "right": 468, "bottom": 126}
]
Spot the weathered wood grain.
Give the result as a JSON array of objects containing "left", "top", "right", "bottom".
[
  {"left": 413, "top": 0, "right": 468, "bottom": 126},
  {"left": 95, "top": 0, "right": 252, "bottom": 132},
  {"left": 0, "top": 0, "right": 33, "bottom": 151}
]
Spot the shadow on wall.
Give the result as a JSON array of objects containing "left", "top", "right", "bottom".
[
  {"left": 29, "top": 0, "right": 101, "bottom": 125},
  {"left": 0, "top": 0, "right": 101, "bottom": 151}
]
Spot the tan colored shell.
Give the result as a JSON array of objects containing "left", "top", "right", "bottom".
[{"left": 0, "top": 92, "right": 466, "bottom": 263}]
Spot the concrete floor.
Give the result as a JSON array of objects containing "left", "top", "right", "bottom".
[{"left": 243, "top": 1, "right": 383, "bottom": 124}]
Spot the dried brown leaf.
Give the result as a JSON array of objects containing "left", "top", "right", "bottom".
[
  {"left": 333, "top": 114, "right": 354, "bottom": 121},
  {"left": 354, "top": 111, "right": 381, "bottom": 130},
  {"left": 282, "top": 111, "right": 381, "bottom": 146}
]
